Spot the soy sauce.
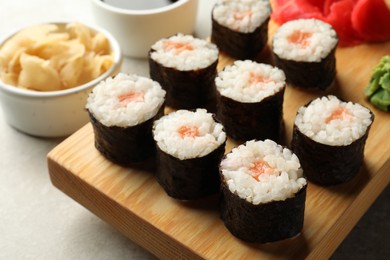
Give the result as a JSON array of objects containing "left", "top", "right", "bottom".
[{"left": 101, "top": 0, "right": 179, "bottom": 10}]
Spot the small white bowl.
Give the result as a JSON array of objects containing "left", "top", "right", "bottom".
[
  {"left": 0, "top": 22, "right": 122, "bottom": 137},
  {"left": 90, "top": 0, "right": 199, "bottom": 58}
]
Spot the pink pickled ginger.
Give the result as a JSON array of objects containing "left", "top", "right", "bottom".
[{"left": 272, "top": 0, "right": 390, "bottom": 46}]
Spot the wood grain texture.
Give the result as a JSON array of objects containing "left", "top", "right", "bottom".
[{"left": 48, "top": 23, "right": 390, "bottom": 259}]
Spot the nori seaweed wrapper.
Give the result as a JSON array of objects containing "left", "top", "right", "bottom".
[
  {"left": 88, "top": 105, "right": 164, "bottom": 166},
  {"left": 216, "top": 87, "right": 285, "bottom": 143},
  {"left": 273, "top": 47, "right": 337, "bottom": 90},
  {"left": 220, "top": 178, "right": 307, "bottom": 243},
  {"left": 155, "top": 140, "right": 226, "bottom": 200},
  {"left": 211, "top": 10, "right": 269, "bottom": 61},
  {"left": 148, "top": 50, "right": 218, "bottom": 112},
  {"left": 291, "top": 111, "right": 374, "bottom": 186}
]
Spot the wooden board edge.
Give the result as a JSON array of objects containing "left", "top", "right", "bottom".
[
  {"left": 47, "top": 155, "right": 204, "bottom": 260},
  {"left": 308, "top": 158, "right": 390, "bottom": 259}
]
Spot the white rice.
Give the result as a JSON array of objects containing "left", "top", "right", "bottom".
[
  {"left": 153, "top": 109, "right": 226, "bottom": 160},
  {"left": 150, "top": 34, "right": 219, "bottom": 71},
  {"left": 215, "top": 60, "right": 286, "bottom": 103},
  {"left": 295, "top": 95, "right": 373, "bottom": 146},
  {"left": 273, "top": 18, "right": 338, "bottom": 62},
  {"left": 212, "top": 0, "right": 271, "bottom": 33},
  {"left": 220, "top": 139, "right": 306, "bottom": 205},
  {"left": 86, "top": 73, "right": 166, "bottom": 127}
]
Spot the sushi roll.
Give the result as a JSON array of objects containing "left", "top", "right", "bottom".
[
  {"left": 153, "top": 109, "right": 227, "bottom": 200},
  {"left": 215, "top": 60, "right": 286, "bottom": 142},
  {"left": 149, "top": 34, "right": 219, "bottom": 111},
  {"left": 220, "top": 139, "right": 307, "bottom": 243},
  {"left": 292, "top": 95, "right": 374, "bottom": 186},
  {"left": 272, "top": 18, "right": 338, "bottom": 90},
  {"left": 211, "top": 0, "right": 271, "bottom": 60},
  {"left": 86, "top": 73, "right": 166, "bottom": 166}
]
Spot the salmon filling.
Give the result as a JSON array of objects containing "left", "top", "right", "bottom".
[
  {"left": 177, "top": 125, "right": 199, "bottom": 138},
  {"left": 287, "top": 30, "right": 312, "bottom": 47},
  {"left": 325, "top": 107, "right": 352, "bottom": 124},
  {"left": 234, "top": 10, "right": 252, "bottom": 20},
  {"left": 163, "top": 41, "right": 194, "bottom": 53},
  {"left": 248, "top": 72, "right": 275, "bottom": 86},
  {"left": 118, "top": 91, "right": 144, "bottom": 105},
  {"left": 249, "top": 160, "right": 274, "bottom": 181}
]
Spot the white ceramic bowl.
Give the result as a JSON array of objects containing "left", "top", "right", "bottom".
[
  {"left": 0, "top": 22, "right": 122, "bottom": 137},
  {"left": 90, "top": 0, "right": 199, "bottom": 58}
]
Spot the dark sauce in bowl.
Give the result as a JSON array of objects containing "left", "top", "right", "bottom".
[{"left": 101, "top": 0, "right": 179, "bottom": 10}]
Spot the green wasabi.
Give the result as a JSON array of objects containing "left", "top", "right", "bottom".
[{"left": 365, "top": 56, "right": 390, "bottom": 111}]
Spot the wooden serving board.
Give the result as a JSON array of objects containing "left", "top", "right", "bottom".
[{"left": 48, "top": 26, "right": 390, "bottom": 259}]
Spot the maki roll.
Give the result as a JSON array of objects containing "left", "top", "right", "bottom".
[
  {"left": 292, "top": 95, "right": 374, "bottom": 186},
  {"left": 215, "top": 60, "right": 286, "bottom": 142},
  {"left": 86, "top": 73, "right": 166, "bottom": 166},
  {"left": 153, "top": 109, "right": 227, "bottom": 200},
  {"left": 149, "top": 34, "right": 219, "bottom": 111},
  {"left": 220, "top": 139, "right": 307, "bottom": 243},
  {"left": 272, "top": 18, "right": 338, "bottom": 90},
  {"left": 211, "top": 0, "right": 271, "bottom": 60}
]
